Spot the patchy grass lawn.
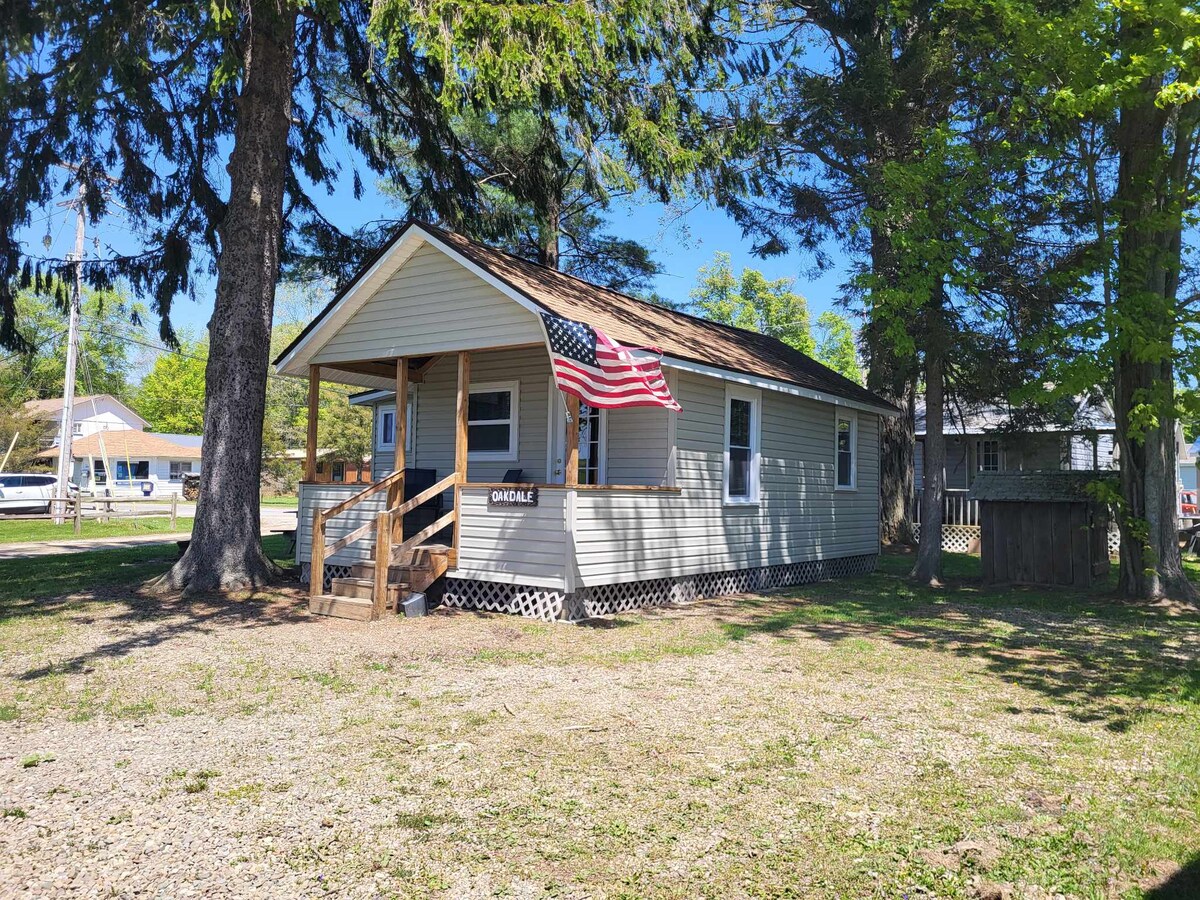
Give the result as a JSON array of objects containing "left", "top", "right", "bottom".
[
  {"left": 259, "top": 495, "right": 299, "bottom": 507},
  {"left": 0, "top": 548, "right": 1196, "bottom": 899},
  {"left": 0, "top": 516, "right": 195, "bottom": 545}
]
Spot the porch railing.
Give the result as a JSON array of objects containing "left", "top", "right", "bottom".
[
  {"left": 309, "top": 470, "right": 459, "bottom": 613},
  {"left": 913, "top": 488, "right": 979, "bottom": 526}
]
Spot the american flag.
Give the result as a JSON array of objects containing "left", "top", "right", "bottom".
[{"left": 541, "top": 313, "right": 681, "bottom": 411}]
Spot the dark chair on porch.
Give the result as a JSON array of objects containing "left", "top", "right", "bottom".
[{"left": 401, "top": 467, "right": 443, "bottom": 537}]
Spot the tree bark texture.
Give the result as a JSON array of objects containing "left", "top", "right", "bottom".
[
  {"left": 160, "top": 2, "right": 297, "bottom": 593},
  {"left": 911, "top": 342, "right": 944, "bottom": 585},
  {"left": 865, "top": 227, "right": 918, "bottom": 546},
  {"left": 1111, "top": 62, "right": 1198, "bottom": 601}
]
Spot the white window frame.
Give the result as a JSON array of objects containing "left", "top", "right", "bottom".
[
  {"left": 835, "top": 410, "right": 858, "bottom": 491},
  {"left": 376, "top": 394, "right": 415, "bottom": 455},
  {"left": 723, "top": 384, "right": 761, "bottom": 505},
  {"left": 468, "top": 380, "right": 520, "bottom": 462},
  {"left": 976, "top": 438, "right": 1002, "bottom": 473}
]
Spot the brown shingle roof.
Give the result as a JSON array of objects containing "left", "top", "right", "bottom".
[
  {"left": 39, "top": 431, "right": 202, "bottom": 460},
  {"left": 277, "top": 222, "right": 898, "bottom": 413},
  {"left": 967, "top": 471, "right": 1115, "bottom": 503}
]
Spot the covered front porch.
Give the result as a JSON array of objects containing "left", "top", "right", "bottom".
[{"left": 296, "top": 346, "right": 682, "bottom": 620}]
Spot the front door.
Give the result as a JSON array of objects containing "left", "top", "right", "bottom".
[{"left": 548, "top": 381, "right": 606, "bottom": 485}]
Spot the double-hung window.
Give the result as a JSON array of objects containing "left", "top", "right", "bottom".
[
  {"left": 724, "top": 386, "right": 761, "bottom": 504},
  {"left": 468, "top": 381, "right": 519, "bottom": 461},
  {"left": 977, "top": 439, "right": 1001, "bottom": 473},
  {"left": 835, "top": 411, "right": 857, "bottom": 490},
  {"left": 169, "top": 461, "right": 192, "bottom": 482}
]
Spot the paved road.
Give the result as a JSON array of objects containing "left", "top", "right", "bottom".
[{"left": 0, "top": 506, "right": 298, "bottom": 560}]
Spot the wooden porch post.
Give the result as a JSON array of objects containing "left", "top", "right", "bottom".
[
  {"left": 305, "top": 364, "right": 320, "bottom": 481},
  {"left": 564, "top": 394, "right": 580, "bottom": 487},
  {"left": 455, "top": 351, "right": 471, "bottom": 481},
  {"left": 453, "top": 351, "right": 470, "bottom": 561},
  {"left": 389, "top": 357, "right": 409, "bottom": 544}
]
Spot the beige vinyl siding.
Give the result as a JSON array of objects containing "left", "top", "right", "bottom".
[
  {"left": 296, "top": 483, "right": 384, "bottom": 566},
  {"left": 455, "top": 487, "right": 569, "bottom": 589},
  {"left": 312, "top": 244, "right": 544, "bottom": 365},
  {"left": 604, "top": 404, "right": 672, "bottom": 486},
  {"left": 572, "top": 370, "right": 880, "bottom": 585},
  {"left": 414, "top": 350, "right": 552, "bottom": 483}
]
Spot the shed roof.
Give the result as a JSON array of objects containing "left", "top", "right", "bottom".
[
  {"left": 967, "top": 471, "right": 1114, "bottom": 503},
  {"left": 275, "top": 222, "right": 898, "bottom": 416}
]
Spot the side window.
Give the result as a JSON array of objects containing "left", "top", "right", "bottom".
[
  {"left": 724, "top": 386, "right": 761, "bottom": 504},
  {"left": 378, "top": 408, "right": 396, "bottom": 449},
  {"left": 468, "top": 382, "right": 519, "bottom": 461},
  {"left": 0, "top": 475, "right": 21, "bottom": 487},
  {"left": 977, "top": 439, "right": 1000, "bottom": 472},
  {"left": 835, "top": 411, "right": 857, "bottom": 490}
]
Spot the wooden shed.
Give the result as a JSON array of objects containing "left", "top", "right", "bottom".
[{"left": 967, "top": 472, "right": 1112, "bottom": 588}]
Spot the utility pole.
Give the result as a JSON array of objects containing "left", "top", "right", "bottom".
[{"left": 53, "top": 180, "right": 85, "bottom": 525}]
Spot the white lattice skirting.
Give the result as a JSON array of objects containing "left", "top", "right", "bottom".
[
  {"left": 911, "top": 523, "right": 981, "bottom": 554},
  {"left": 299, "top": 562, "right": 355, "bottom": 593},
  {"left": 441, "top": 554, "right": 878, "bottom": 623}
]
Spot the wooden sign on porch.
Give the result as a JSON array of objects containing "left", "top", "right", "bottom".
[{"left": 488, "top": 486, "right": 539, "bottom": 507}]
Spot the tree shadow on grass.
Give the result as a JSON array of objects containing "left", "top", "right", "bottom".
[
  {"left": 712, "top": 551, "right": 1200, "bottom": 732},
  {"left": 1144, "top": 853, "right": 1200, "bottom": 899},
  {"left": 4, "top": 538, "right": 309, "bottom": 681}
]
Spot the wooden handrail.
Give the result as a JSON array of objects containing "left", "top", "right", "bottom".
[
  {"left": 387, "top": 472, "right": 458, "bottom": 520},
  {"left": 324, "top": 518, "right": 377, "bottom": 557},
  {"left": 463, "top": 482, "right": 684, "bottom": 493},
  {"left": 393, "top": 509, "right": 457, "bottom": 561},
  {"left": 320, "top": 469, "right": 405, "bottom": 522}
]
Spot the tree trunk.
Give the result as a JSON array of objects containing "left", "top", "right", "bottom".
[
  {"left": 1110, "top": 55, "right": 1198, "bottom": 602},
  {"left": 912, "top": 342, "right": 944, "bottom": 585},
  {"left": 865, "top": 227, "right": 917, "bottom": 546},
  {"left": 158, "top": 2, "right": 297, "bottom": 594}
]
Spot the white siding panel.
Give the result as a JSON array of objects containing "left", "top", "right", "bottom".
[
  {"left": 312, "top": 245, "right": 544, "bottom": 364},
  {"left": 572, "top": 370, "right": 880, "bottom": 586},
  {"left": 455, "top": 487, "right": 568, "bottom": 588},
  {"left": 296, "top": 483, "right": 385, "bottom": 566}
]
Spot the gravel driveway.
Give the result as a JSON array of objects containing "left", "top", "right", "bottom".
[{"left": 0, "top": 565, "right": 1196, "bottom": 899}]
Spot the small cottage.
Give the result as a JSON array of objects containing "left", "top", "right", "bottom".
[
  {"left": 968, "top": 471, "right": 1112, "bottom": 588},
  {"left": 274, "top": 222, "right": 899, "bottom": 622}
]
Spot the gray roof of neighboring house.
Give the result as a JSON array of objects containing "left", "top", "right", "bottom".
[
  {"left": 966, "top": 471, "right": 1116, "bottom": 502},
  {"left": 915, "top": 393, "right": 1116, "bottom": 436}
]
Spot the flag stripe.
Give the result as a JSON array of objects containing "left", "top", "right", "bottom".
[{"left": 541, "top": 312, "right": 681, "bottom": 412}]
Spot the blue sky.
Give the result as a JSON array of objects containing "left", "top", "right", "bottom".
[{"left": 31, "top": 160, "right": 856, "bottom": 355}]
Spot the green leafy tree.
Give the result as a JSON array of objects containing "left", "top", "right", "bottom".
[
  {"left": 135, "top": 341, "right": 207, "bottom": 434},
  {"left": 689, "top": 253, "right": 816, "bottom": 356},
  {"left": 316, "top": 389, "right": 373, "bottom": 478},
  {"left": 5, "top": 0, "right": 731, "bottom": 592},
  {"left": 971, "top": 0, "right": 1200, "bottom": 600},
  {"left": 0, "top": 284, "right": 142, "bottom": 407},
  {"left": 813, "top": 311, "right": 863, "bottom": 385}
]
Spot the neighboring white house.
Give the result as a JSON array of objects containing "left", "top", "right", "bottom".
[
  {"left": 274, "top": 222, "right": 897, "bottom": 622},
  {"left": 1182, "top": 438, "right": 1199, "bottom": 494},
  {"left": 39, "top": 430, "right": 202, "bottom": 497},
  {"left": 23, "top": 394, "right": 149, "bottom": 447}
]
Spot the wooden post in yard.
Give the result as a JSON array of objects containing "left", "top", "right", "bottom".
[
  {"left": 389, "top": 357, "right": 408, "bottom": 545},
  {"left": 310, "top": 509, "right": 326, "bottom": 597},
  {"left": 564, "top": 394, "right": 580, "bottom": 487},
  {"left": 453, "top": 351, "right": 471, "bottom": 558},
  {"left": 373, "top": 511, "right": 390, "bottom": 618},
  {"left": 73, "top": 496, "right": 82, "bottom": 536},
  {"left": 305, "top": 364, "right": 320, "bottom": 482},
  {"left": 170, "top": 492, "right": 177, "bottom": 531}
]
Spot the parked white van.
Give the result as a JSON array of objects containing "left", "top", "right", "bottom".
[{"left": 0, "top": 473, "right": 72, "bottom": 514}]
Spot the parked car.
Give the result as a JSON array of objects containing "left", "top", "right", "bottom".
[{"left": 0, "top": 473, "right": 77, "bottom": 514}]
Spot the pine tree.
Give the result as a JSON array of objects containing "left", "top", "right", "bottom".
[{"left": 3, "top": 0, "right": 733, "bottom": 592}]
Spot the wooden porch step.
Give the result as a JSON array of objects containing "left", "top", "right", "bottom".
[
  {"left": 330, "top": 576, "right": 408, "bottom": 606},
  {"left": 308, "top": 594, "right": 375, "bottom": 621}
]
